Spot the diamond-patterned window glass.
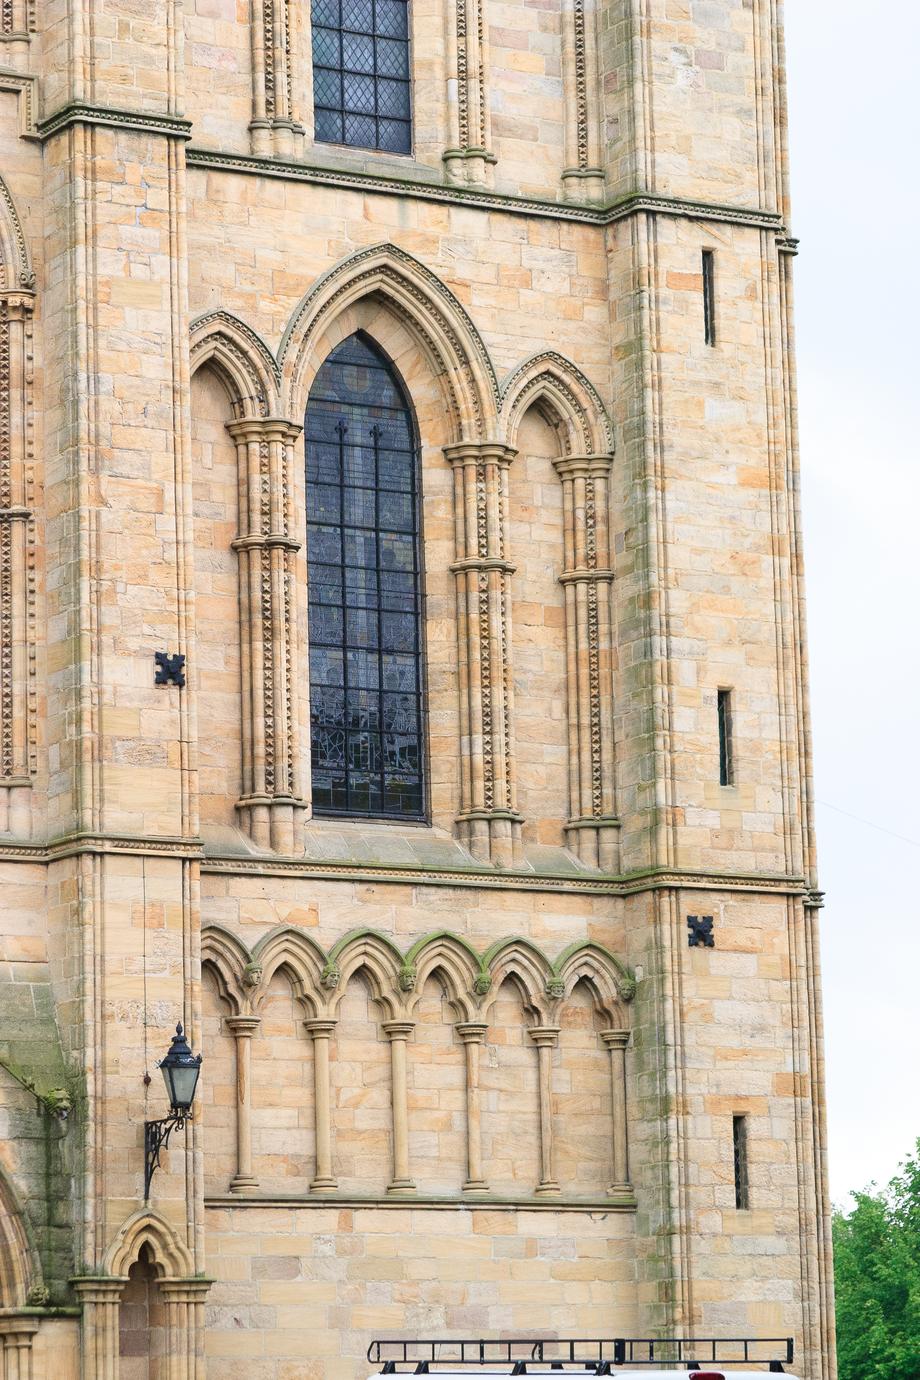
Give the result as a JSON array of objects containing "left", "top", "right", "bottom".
[
  {"left": 306, "top": 334, "right": 425, "bottom": 820},
  {"left": 311, "top": 0, "right": 411, "bottom": 153}
]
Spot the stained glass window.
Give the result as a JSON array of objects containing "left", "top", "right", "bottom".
[
  {"left": 311, "top": 0, "right": 412, "bottom": 154},
  {"left": 306, "top": 334, "right": 425, "bottom": 819}
]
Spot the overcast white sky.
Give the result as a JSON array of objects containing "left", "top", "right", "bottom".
[{"left": 784, "top": 3, "right": 920, "bottom": 1203}]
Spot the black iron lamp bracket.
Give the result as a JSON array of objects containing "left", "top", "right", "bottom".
[{"left": 144, "top": 1110, "right": 190, "bottom": 1200}]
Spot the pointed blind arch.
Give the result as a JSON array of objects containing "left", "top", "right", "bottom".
[{"left": 305, "top": 333, "right": 426, "bottom": 819}]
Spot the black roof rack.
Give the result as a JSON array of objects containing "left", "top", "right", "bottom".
[{"left": 367, "top": 1338, "right": 795, "bottom": 1373}]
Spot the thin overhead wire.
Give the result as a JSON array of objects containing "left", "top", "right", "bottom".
[{"left": 816, "top": 797, "right": 920, "bottom": 851}]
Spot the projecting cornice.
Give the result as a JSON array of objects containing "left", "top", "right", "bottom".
[
  {"left": 0, "top": 832, "right": 809, "bottom": 896},
  {"left": 184, "top": 145, "right": 788, "bottom": 233},
  {"left": 36, "top": 102, "right": 193, "bottom": 143},
  {"left": 23, "top": 102, "right": 792, "bottom": 236}
]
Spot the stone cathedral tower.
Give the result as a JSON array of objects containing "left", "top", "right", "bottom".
[{"left": 0, "top": 1, "right": 835, "bottom": 1377}]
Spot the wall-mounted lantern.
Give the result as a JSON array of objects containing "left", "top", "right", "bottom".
[{"left": 144, "top": 1023, "right": 202, "bottom": 1200}]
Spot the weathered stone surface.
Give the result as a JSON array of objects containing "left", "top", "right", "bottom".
[{"left": 0, "top": 3, "right": 833, "bottom": 1378}]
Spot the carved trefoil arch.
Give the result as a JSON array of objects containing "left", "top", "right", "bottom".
[
  {"left": 201, "top": 923, "right": 635, "bottom": 1201},
  {"left": 190, "top": 312, "right": 307, "bottom": 854},
  {"left": 0, "top": 173, "right": 36, "bottom": 838}
]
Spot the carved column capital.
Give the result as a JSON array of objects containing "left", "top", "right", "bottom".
[
  {"left": 444, "top": 441, "right": 516, "bottom": 469},
  {"left": 600, "top": 1028, "right": 630, "bottom": 1050},
  {"left": 552, "top": 452, "right": 614, "bottom": 480},
  {"left": 382, "top": 1020, "right": 415, "bottom": 1042},
  {"left": 0, "top": 289, "right": 35, "bottom": 319},
  {"left": 304, "top": 1018, "right": 337, "bottom": 1039},
  {"left": 455, "top": 1021, "right": 489, "bottom": 1044},
  {"left": 226, "top": 415, "right": 301, "bottom": 444},
  {"left": 0, "top": 1315, "right": 41, "bottom": 1342},
  {"left": 528, "top": 1025, "right": 561, "bottom": 1048},
  {"left": 157, "top": 1278, "right": 213, "bottom": 1304},
  {"left": 263, "top": 415, "right": 303, "bottom": 443},
  {"left": 71, "top": 1275, "right": 128, "bottom": 1303},
  {"left": 225, "top": 1015, "right": 261, "bottom": 1037}
]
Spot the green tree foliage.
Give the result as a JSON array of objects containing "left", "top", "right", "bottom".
[{"left": 834, "top": 1140, "right": 920, "bottom": 1380}]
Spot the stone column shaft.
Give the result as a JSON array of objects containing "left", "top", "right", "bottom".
[
  {"left": 250, "top": 0, "right": 305, "bottom": 157},
  {"left": 305, "top": 1018, "right": 338, "bottom": 1190},
  {"left": 383, "top": 1020, "right": 416, "bottom": 1194},
  {"left": 447, "top": 443, "right": 522, "bottom": 867},
  {"left": 442, "top": 0, "right": 494, "bottom": 186},
  {"left": 554, "top": 455, "right": 619, "bottom": 870},
  {"left": 160, "top": 1280, "right": 211, "bottom": 1380},
  {"left": 601, "top": 1028, "right": 630, "bottom": 1190},
  {"left": 226, "top": 1015, "right": 260, "bottom": 1191},
  {"left": 560, "top": 0, "right": 604, "bottom": 201},
  {"left": 73, "top": 1278, "right": 126, "bottom": 1380},
  {"left": 0, "top": 291, "right": 35, "bottom": 838},
  {"left": 456, "top": 1022, "right": 489, "bottom": 1191},
  {"left": 529, "top": 1026, "right": 561, "bottom": 1195},
  {"left": 229, "top": 417, "right": 307, "bottom": 854}
]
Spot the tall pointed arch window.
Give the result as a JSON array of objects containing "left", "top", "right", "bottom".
[{"left": 305, "top": 334, "right": 426, "bottom": 819}]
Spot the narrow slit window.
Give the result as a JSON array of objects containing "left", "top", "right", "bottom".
[
  {"left": 702, "top": 249, "right": 716, "bottom": 346},
  {"left": 718, "top": 688, "right": 733, "bottom": 786},
  {"left": 733, "top": 1114, "right": 750, "bottom": 1209}
]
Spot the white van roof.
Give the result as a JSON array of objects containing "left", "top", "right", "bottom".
[
  {"left": 366, "top": 1338, "right": 798, "bottom": 1377},
  {"left": 367, "top": 1372, "right": 801, "bottom": 1380}
]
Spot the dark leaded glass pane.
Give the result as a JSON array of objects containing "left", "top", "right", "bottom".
[
  {"left": 313, "top": 0, "right": 340, "bottom": 25},
  {"left": 376, "top": 78, "right": 410, "bottom": 119},
  {"left": 344, "top": 113, "right": 377, "bottom": 147},
  {"left": 307, "top": 524, "right": 342, "bottom": 565},
  {"left": 383, "top": 694, "right": 418, "bottom": 734},
  {"left": 376, "top": 0, "right": 408, "bottom": 37},
  {"left": 307, "top": 334, "right": 425, "bottom": 820},
  {"left": 342, "top": 31, "right": 375, "bottom": 73},
  {"left": 312, "top": 25, "right": 341, "bottom": 66},
  {"left": 313, "top": 109, "right": 344, "bottom": 145},
  {"left": 341, "top": 0, "right": 373, "bottom": 29},
  {"left": 344, "top": 72, "right": 376, "bottom": 115},
  {"left": 311, "top": 0, "right": 412, "bottom": 152},
  {"left": 313, "top": 69, "right": 342, "bottom": 108},
  {"left": 379, "top": 490, "right": 413, "bottom": 531},
  {"left": 376, "top": 37, "right": 409, "bottom": 77},
  {"left": 376, "top": 119, "right": 411, "bottom": 154}
]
